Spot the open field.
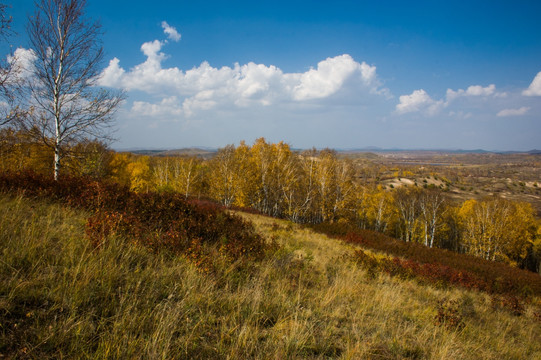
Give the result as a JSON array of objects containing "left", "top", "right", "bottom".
[{"left": 344, "top": 151, "right": 541, "bottom": 215}]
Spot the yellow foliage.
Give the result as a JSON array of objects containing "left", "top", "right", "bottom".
[
  {"left": 126, "top": 156, "right": 152, "bottom": 192},
  {"left": 458, "top": 198, "right": 536, "bottom": 265}
]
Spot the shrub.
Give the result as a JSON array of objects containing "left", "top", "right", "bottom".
[
  {"left": 434, "top": 299, "right": 465, "bottom": 330},
  {"left": 311, "top": 221, "right": 541, "bottom": 298},
  {"left": 0, "top": 171, "right": 268, "bottom": 268}
]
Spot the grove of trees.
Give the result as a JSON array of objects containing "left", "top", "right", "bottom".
[{"left": 3, "top": 134, "right": 538, "bottom": 273}]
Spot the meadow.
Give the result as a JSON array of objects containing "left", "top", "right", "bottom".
[{"left": 1, "top": 174, "right": 540, "bottom": 359}]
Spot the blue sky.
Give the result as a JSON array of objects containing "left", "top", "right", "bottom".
[{"left": 7, "top": 0, "right": 541, "bottom": 150}]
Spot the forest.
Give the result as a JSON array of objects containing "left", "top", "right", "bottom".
[{"left": 1, "top": 130, "right": 540, "bottom": 274}]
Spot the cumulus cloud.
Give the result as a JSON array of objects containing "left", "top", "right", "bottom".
[
  {"left": 496, "top": 106, "right": 530, "bottom": 117},
  {"left": 132, "top": 96, "right": 183, "bottom": 117},
  {"left": 446, "top": 84, "right": 496, "bottom": 101},
  {"left": 396, "top": 83, "right": 507, "bottom": 116},
  {"left": 99, "top": 58, "right": 125, "bottom": 86},
  {"left": 7, "top": 48, "right": 37, "bottom": 79},
  {"left": 395, "top": 89, "right": 443, "bottom": 115},
  {"left": 523, "top": 71, "right": 541, "bottom": 96},
  {"left": 293, "top": 55, "right": 377, "bottom": 100},
  {"left": 161, "top": 21, "right": 181, "bottom": 42},
  {"left": 98, "top": 34, "right": 387, "bottom": 117}
]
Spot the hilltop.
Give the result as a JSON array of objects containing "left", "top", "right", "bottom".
[{"left": 1, "top": 186, "right": 540, "bottom": 359}]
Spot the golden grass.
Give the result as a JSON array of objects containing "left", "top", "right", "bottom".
[{"left": 0, "top": 195, "right": 540, "bottom": 359}]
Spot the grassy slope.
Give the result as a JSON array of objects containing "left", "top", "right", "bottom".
[{"left": 1, "top": 194, "right": 540, "bottom": 359}]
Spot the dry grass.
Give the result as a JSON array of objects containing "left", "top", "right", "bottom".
[{"left": 1, "top": 195, "right": 540, "bottom": 359}]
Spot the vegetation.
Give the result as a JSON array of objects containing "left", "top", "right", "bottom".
[
  {"left": 102, "top": 139, "right": 541, "bottom": 273},
  {"left": 1, "top": 193, "right": 541, "bottom": 359},
  {"left": 0, "top": 171, "right": 268, "bottom": 270},
  {"left": 309, "top": 222, "right": 541, "bottom": 298},
  {"left": 1, "top": 134, "right": 540, "bottom": 272},
  {"left": 23, "top": 0, "right": 124, "bottom": 180},
  {"left": 2, "top": 1, "right": 539, "bottom": 357}
]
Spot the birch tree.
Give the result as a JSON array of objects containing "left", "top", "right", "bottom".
[
  {"left": 26, "top": 0, "right": 124, "bottom": 180},
  {"left": 209, "top": 145, "right": 237, "bottom": 207},
  {"left": 458, "top": 198, "right": 536, "bottom": 265},
  {"left": 418, "top": 189, "right": 446, "bottom": 248},
  {"left": 394, "top": 186, "right": 421, "bottom": 242}
]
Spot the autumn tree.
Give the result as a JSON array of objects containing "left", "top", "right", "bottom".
[
  {"left": 314, "top": 149, "right": 338, "bottom": 222},
  {"left": 418, "top": 188, "right": 447, "bottom": 248},
  {"left": 0, "top": 127, "right": 52, "bottom": 173},
  {"left": 297, "top": 148, "right": 319, "bottom": 223},
  {"left": 458, "top": 198, "right": 536, "bottom": 266},
  {"left": 393, "top": 186, "right": 422, "bottom": 242},
  {"left": 108, "top": 152, "right": 131, "bottom": 186},
  {"left": 359, "top": 185, "right": 396, "bottom": 233},
  {"left": 271, "top": 141, "right": 300, "bottom": 220},
  {"left": 172, "top": 156, "right": 203, "bottom": 198},
  {"left": 126, "top": 155, "right": 151, "bottom": 192},
  {"left": 63, "top": 139, "right": 112, "bottom": 178},
  {"left": 532, "top": 227, "right": 541, "bottom": 273},
  {"left": 25, "top": 0, "right": 124, "bottom": 180},
  {"left": 248, "top": 138, "right": 299, "bottom": 217},
  {"left": 437, "top": 205, "right": 462, "bottom": 252},
  {"left": 332, "top": 157, "right": 357, "bottom": 222},
  {"left": 208, "top": 145, "right": 238, "bottom": 206},
  {"left": 152, "top": 156, "right": 172, "bottom": 191}
]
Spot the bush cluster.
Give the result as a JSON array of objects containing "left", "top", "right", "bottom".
[
  {"left": 352, "top": 249, "right": 482, "bottom": 290},
  {"left": 0, "top": 171, "right": 267, "bottom": 268},
  {"left": 310, "top": 222, "right": 541, "bottom": 298},
  {"left": 434, "top": 299, "right": 465, "bottom": 330}
]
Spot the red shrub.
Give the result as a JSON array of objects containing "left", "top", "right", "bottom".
[
  {"left": 325, "top": 221, "right": 541, "bottom": 298},
  {"left": 0, "top": 171, "right": 268, "bottom": 265}
]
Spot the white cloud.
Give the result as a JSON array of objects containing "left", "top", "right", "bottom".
[
  {"left": 161, "top": 21, "right": 181, "bottom": 42},
  {"left": 396, "top": 83, "right": 507, "bottom": 116},
  {"left": 140, "top": 40, "right": 167, "bottom": 67},
  {"left": 132, "top": 96, "right": 183, "bottom": 117},
  {"left": 465, "top": 84, "right": 495, "bottom": 96},
  {"left": 7, "top": 47, "right": 37, "bottom": 79},
  {"left": 446, "top": 84, "right": 496, "bottom": 101},
  {"left": 99, "top": 58, "right": 125, "bottom": 86},
  {"left": 496, "top": 106, "right": 530, "bottom": 117},
  {"left": 395, "top": 89, "right": 443, "bottom": 115},
  {"left": 523, "top": 71, "right": 541, "bottom": 96},
  {"left": 292, "top": 54, "right": 377, "bottom": 100},
  {"left": 98, "top": 35, "right": 388, "bottom": 117}
]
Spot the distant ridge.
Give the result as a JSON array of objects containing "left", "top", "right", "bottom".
[
  {"left": 117, "top": 146, "right": 541, "bottom": 156},
  {"left": 336, "top": 147, "right": 492, "bottom": 154},
  {"left": 121, "top": 147, "right": 217, "bottom": 158},
  {"left": 337, "top": 148, "right": 541, "bottom": 154}
]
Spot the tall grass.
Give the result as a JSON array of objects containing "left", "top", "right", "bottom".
[{"left": 1, "top": 195, "right": 540, "bottom": 359}]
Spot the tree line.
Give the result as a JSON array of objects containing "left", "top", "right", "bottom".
[{"left": 2, "top": 133, "right": 538, "bottom": 272}]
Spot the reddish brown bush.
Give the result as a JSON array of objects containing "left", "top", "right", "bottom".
[
  {"left": 434, "top": 299, "right": 465, "bottom": 330},
  {"left": 313, "top": 221, "right": 541, "bottom": 298},
  {"left": 0, "top": 171, "right": 268, "bottom": 266},
  {"left": 491, "top": 295, "right": 525, "bottom": 316}
]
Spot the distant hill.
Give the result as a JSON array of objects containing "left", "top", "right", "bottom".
[
  {"left": 337, "top": 147, "right": 492, "bottom": 154},
  {"left": 124, "top": 147, "right": 217, "bottom": 158},
  {"left": 120, "top": 146, "right": 541, "bottom": 158}
]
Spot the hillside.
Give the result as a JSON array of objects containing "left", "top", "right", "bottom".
[{"left": 1, "top": 193, "right": 540, "bottom": 359}]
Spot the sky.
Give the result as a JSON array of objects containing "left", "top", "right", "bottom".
[{"left": 6, "top": 0, "right": 541, "bottom": 151}]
